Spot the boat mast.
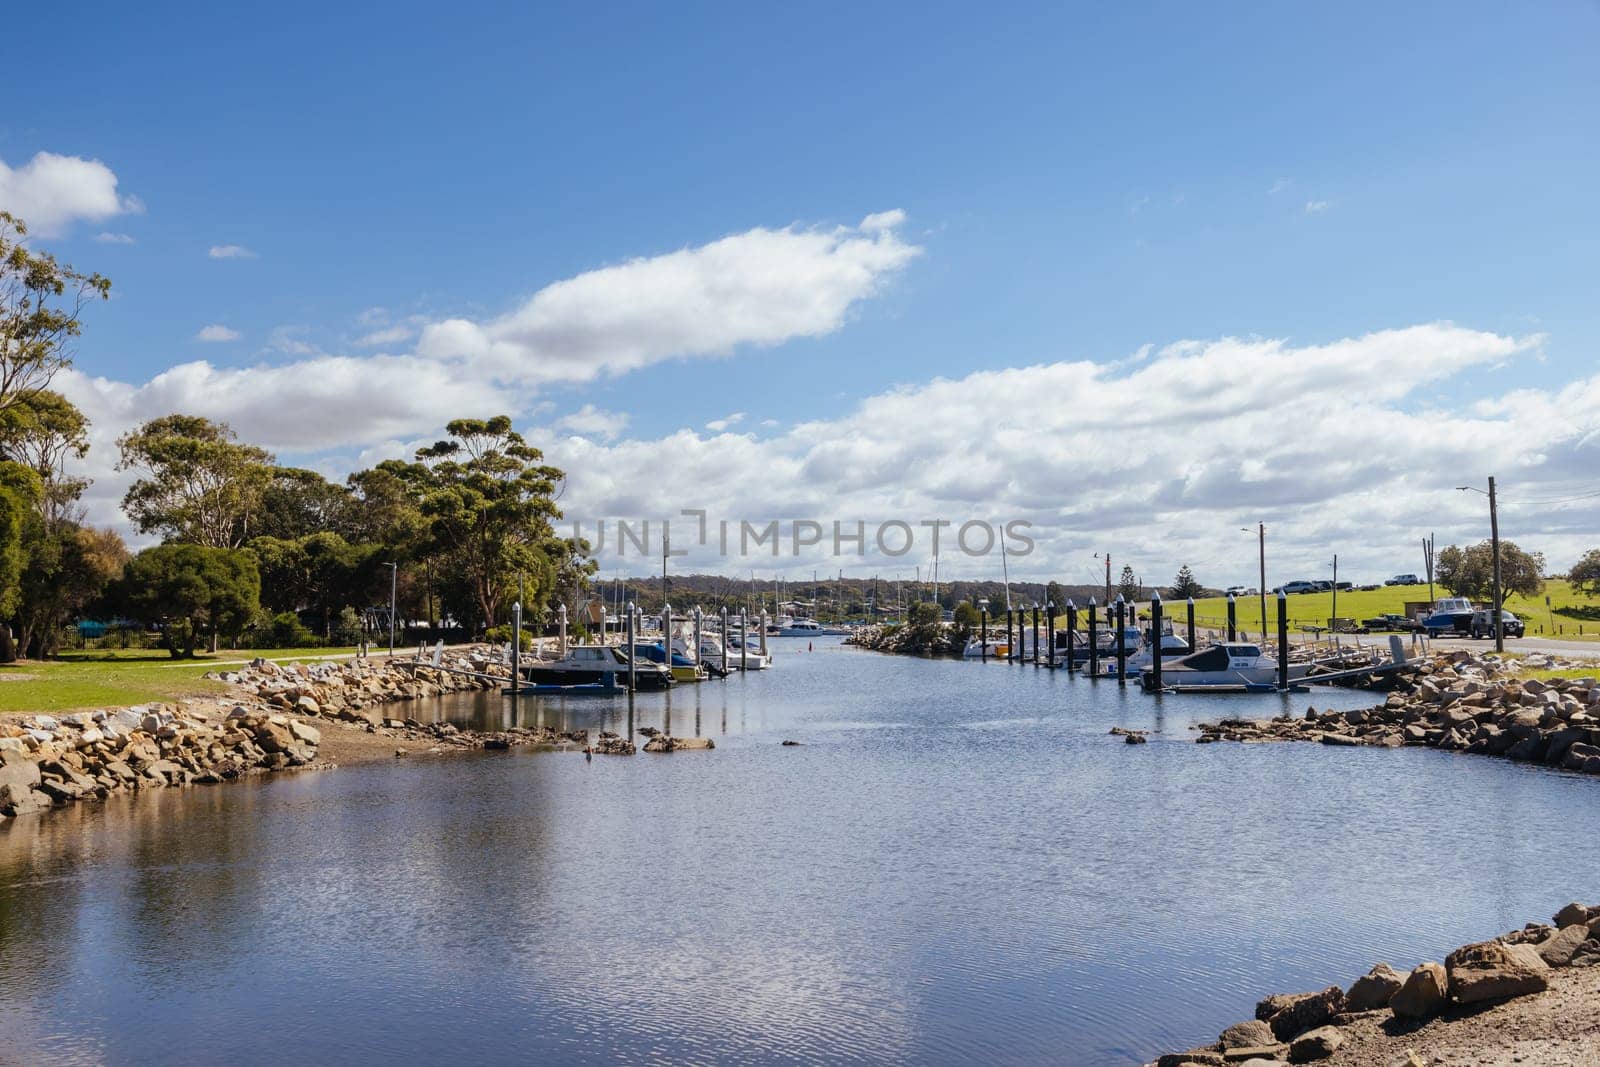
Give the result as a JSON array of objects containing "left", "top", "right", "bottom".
[{"left": 1000, "top": 528, "right": 1012, "bottom": 612}]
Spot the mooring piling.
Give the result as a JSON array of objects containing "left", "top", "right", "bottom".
[
  {"left": 1150, "top": 592, "right": 1163, "bottom": 692},
  {"left": 1066, "top": 600, "right": 1078, "bottom": 672},
  {"left": 1185, "top": 596, "right": 1195, "bottom": 652},
  {"left": 1046, "top": 602, "right": 1056, "bottom": 668},
  {"left": 1088, "top": 598, "right": 1099, "bottom": 677},
  {"left": 1032, "top": 606, "right": 1040, "bottom": 666},
  {"left": 626, "top": 601, "right": 637, "bottom": 692},
  {"left": 1114, "top": 595, "right": 1127, "bottom": 687},
  {"left": 980, "top": 609, "right": 988, "bottom": 661},
  {"left": 1226, "top": 593, "right": 1237, "bottom": 642},
  {"left": 1277, "top": 589, "right": 1290, "bottom": 690}
]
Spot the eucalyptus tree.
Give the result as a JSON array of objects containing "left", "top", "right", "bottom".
[
  {"left": 0, "top": 212, "right": 110, "bottom": 414},
  {"left": 116, "top": 414, "right": 275, "bottom": 547}
]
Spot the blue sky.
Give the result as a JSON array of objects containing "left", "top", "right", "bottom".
[{"left": 4, "top": 1, "right": 1599, "bottom": 582}]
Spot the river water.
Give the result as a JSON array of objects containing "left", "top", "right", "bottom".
[{"left": 2, "top": 637, "right": 1596, "bottom": 1065}]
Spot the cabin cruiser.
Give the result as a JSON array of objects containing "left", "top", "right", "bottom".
[
  {"left": 1140, "top": 642, "right": 1312, "bottom": 691},
  {"left": 776, "top": 617, "right": 825, "bottom": 637},
  {"left": 517, "top": 644, "right": 672, "bottom": 691},
  {"left": 628, "top": 642, "right": 708, "bottom": 683},
  {"left": 962, "top": 636, "right": 1006, "bottom": 658},
  {"left": 1421, "top": 597, "right": 1476, "bottom": 637},
  {"left": 688, "top": 631, "right": 771, "bottom": 670}
]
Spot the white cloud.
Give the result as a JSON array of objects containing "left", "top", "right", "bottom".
[
  {"left": 415, "top": 211, "right": 920, "bottom": 385},
  {"left": 208, "top": 244, "right": 257, "bottom": 259},
  {"left": 195, "top": 324, "right": 241, "bottom": 342},
  {"left": 1305, "top": 199, "right": 1332, "bottom": 214},
  {"left": 94, "top": 232, "right": 136, "bottom": 244},
  {"left": 1268, "top": 178, "right": 1292, "bottom": 195},
  {"left": 0, "top": 152, "right": 140, "bottom": 236},
  {"left": 520, "top": 324, "right": 1597, "bottom": 583},
  {"left": 355, "top": 324, "right": 414, "bottom": 347},
  {"left": 705, "top": 412, "right": 746, "bottom": 432},
  {"left": 554, "top": 404, "right": 629, "bottom": 441}
]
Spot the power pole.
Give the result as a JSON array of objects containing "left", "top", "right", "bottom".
[
  {"left": 1423, "top": 533, "right": 1436, "bottom": 603},
  {"left": 1489, "top": 476, "right": 1503, "bottom": 653}
]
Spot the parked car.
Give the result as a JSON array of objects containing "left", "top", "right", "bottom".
[
  {"left": 1362, "top": 613, "right": 1423, "bottom": 632},
  {"left": 1335, "top": 581, "right": 1353, "bottom": 591},
  {"left": 1386, "top": 574, "right": 1422, "bottom": 586},
  {"left": 1224, "top": 585, "right": 1249, "bottom": 597},
  {"left": 1278, "top": 581, "right": 1318, "bottom": 594},
  {"left": 1470, "top": 610, "right": 1524, "bottom": 639}
]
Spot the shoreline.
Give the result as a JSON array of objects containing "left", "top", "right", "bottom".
[{"left": 1146, "top": 902, "right": 1600, "bottom": 1066}]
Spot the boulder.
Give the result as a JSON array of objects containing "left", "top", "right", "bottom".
[
  {"left": 1538, "top": 923, "right": 1593, "bottom": 967},
  {"left": 1287, "top": 1025, "right": 1343, "bottom": 1062},
  {"left": 1569, "top": 940, "right": 1600, "bottom": 967},
  {"left": 1390, "top": 962, "right": 1448, "bottom": 1019},
  {"left": 0, "top": 748, "right": 42, "bottom": 793},
  {"left": 643, "top": 735, "right": 715, "bottom": 752},
  {"left": 1345, "top": 962, "right": 1405, "bottom": 1011},
  {"left": 0, "top": 783, "right": 51, "bottom": 816},
  {"left": 287, "top": 720, "right": 321, "bottom": 745},
  {"left": 1258, "top": 987, "right": 1344, "bottom": 1041},
  {"left": 1218, "top": 1020, "right": 1275, "bottom": 1050},
  {"left": 1445, "top": 940, "right": 1549, "bottom": 1004},
  {"left": 294, "top": 695, "right": 321, "bottom": 716}
]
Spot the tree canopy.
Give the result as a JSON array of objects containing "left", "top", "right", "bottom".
[
  {"left": 1436, "top": 540, "right": 1544, "bottom": 602},
  {"left": 117, "top": 414, "right": 275, "bottom": 547},
  {"left": 1568, "top": 549, "right": 1600, "bottom": 597},
  {"left": 123, "top": 544, "right": 261, "bottom": 657},
  {"left": 0, "top": 212, "right": 110, "bottom": 416},
  {"left": 1170, "top": 564, "right": 1204, "bottom": 599}
]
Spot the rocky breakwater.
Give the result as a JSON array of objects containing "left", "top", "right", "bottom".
[
  {"left": 1195, "top": 650, "right": 1600, "bottom": 776},
  {"left": 207, "top": 649, "right": 502, "bottom": 724},
  {"left": 1, "top": 706, "right": 320, "bottom": 822},
  {"left": 1148, "top": 901, "right": 1600, "bottom": 1065},
  {"left": 846, "top": 622, "right": 963, "bottom": 656}
]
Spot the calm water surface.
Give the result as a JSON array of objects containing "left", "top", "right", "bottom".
[{"left": 2, "top": 638, "right": 1597, "bottom": 1065}]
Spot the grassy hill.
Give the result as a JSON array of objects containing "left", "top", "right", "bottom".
[{"left": 1170, "top": 580, "right": 1599, "bottom": 639}]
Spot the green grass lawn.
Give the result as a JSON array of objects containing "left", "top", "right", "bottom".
[
  {"left": 0, "top": 647, "right": 359, "bottom": 715},
  {"left": 1166, "top": 579, "right": 1600, "bottom": 640}
]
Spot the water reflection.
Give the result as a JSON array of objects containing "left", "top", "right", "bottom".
[{"left": 2, "top": 639, "right": 1597, "bottom": 1065}]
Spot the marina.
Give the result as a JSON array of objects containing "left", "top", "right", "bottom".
[{"left": 3, "top": 637, "right": 1598, "bottom": 1065}]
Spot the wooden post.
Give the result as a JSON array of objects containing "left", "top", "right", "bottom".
[
  {"left": 626, "top": 602, "right": 636, "bottom": 692},
  {"left": 557, "top": 602, "right": 568, "bottom": 657},
  {"left": 1185, "top": 596, "right": 1195, "bottom": 652},
  {"left": 740, "top": 613, "right": 748, "bottom": 671},
  {"left": 1277, "top": 590, "right": 1290, "bottom": 691},
  {"left": 1087, "top": 598, "right": 1099, "bottom": 677},
  {"left": 1032, "top": 606, "right": 1040, "bottom": 666},
  {"left": 661, "top": 602, "right": 672, "bottom": 675},
  {"left": 1150, "top": 592, "right": 1163, "bottom": 692},
  {"left": 511, "top": 600, "right": 522, "bottom": 695},
  {"left": 1114, "top": 596, "right": 1127, "bottom": 686},
  {"left": 1227, "top": 593, "right": 1237, "bottom": 642},
  {"left": 1066, "top": 600, "right": 1078, "bottom": 673},
  {"left": 1046, "top": 603, "right": 1056, "bottom": 668},
  {"left": 721, "top": 607, "right": 729, "bottom": 672},
  {"left": 980, "top": 609, "right": 988, "bottom": 662},
  {"left": 1006, "top": 610, "right": 1015, "bottom": 663}
]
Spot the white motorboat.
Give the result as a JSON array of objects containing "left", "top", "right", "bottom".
[
  {"left": 1421, "top": 597, "right": 1476, "bottom": 638},
  {"left": 776, "top": 617, "right": 825, "bottom": 636},
  {"left": 1140, "top": 641, "right": 1313, "bottom": 691}
]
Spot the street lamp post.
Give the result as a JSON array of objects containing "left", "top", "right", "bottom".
[{"left": 1457, "top": 479, "right": 1504, "bottom": 653}]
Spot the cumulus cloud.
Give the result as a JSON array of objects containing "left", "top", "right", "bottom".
[
  {"left": 706, "top": 412, "right": 746, "bottom": 432},
  {"left": 554, "top": 404, "right": 629, "bottom": 441},
  {"left": 355, "top": 324, "right": 414, "bottom": 347},
  {"left": 0, "top": 151, "right": 140, "bottom": 236},
  {"left": 415, "top": 211, "right": 920, "bottom": 385},
  {"left": 208, "top": 244, "right": 257, "bottom": 259},
  {"left": 522, "top": 324, "right": 1598, "bottom": 583},
  {"left": 195, "top": 324, "right": 241, "bottom": 342}
]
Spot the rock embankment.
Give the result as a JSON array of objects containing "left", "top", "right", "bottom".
[
  {"left": 207, "top": 649, "right": 503, "bottom": 720},
  {"left": 1, "top": 705, "right": 322, "bottom": 821},
  {"left": 1148, "top": 902, "right": 1600, "bottom": 1065},
  {"left": 1195, "top": 650, "right": 1600, "bottom": 776},
  {"left": 847, "top": 622, "right": 963, "bottom": 656}
]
